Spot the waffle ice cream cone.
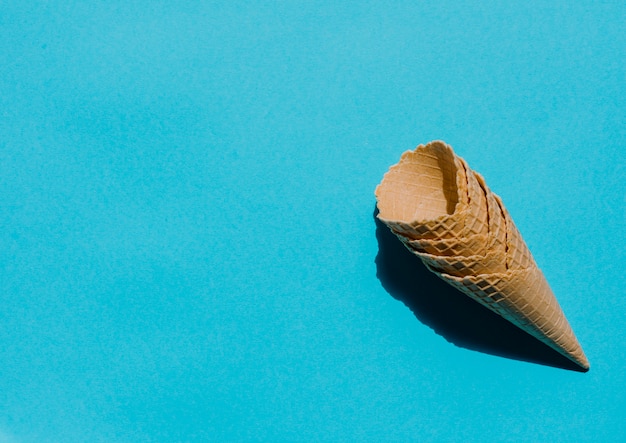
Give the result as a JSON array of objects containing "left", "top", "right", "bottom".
[{"left": 375, "top": 141, "right": 589, "bottom": 370}]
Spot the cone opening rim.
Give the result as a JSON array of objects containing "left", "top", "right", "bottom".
[{"left": 375, "top": 141, "right": 461, "bottom": 224}]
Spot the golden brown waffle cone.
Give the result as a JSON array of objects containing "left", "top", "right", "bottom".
[{"left": 375, "top": 140, "right": 589, "bottom": 370}]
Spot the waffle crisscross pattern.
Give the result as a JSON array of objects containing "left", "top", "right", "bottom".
[{"left": 375, "top": 141, "right": 589, "bottom": 370}]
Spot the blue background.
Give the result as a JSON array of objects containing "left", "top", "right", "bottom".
[{"left": 1, "top": 2, "right": 624, "bottom": 442}]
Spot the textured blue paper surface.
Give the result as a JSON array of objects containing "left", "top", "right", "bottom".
[{"left": 1, "top": 2, "right": 625, "bottom": 442}]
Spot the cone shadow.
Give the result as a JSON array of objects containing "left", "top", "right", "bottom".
[{"left": 373, "top": 207, "right": 586, "bottom": 372}]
